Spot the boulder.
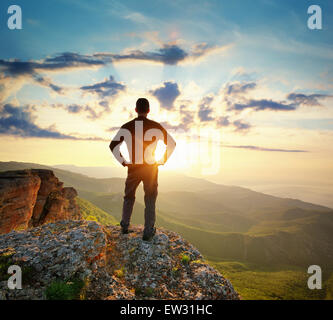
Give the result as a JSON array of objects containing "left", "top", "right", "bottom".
[
  {"left": 0, "top": 169, "right": 82, "bottom": 234},
  {"left": 0, "top": 171, "right": 41, "bottom": 234}
]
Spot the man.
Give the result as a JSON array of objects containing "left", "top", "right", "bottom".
[{"left": 109, "top": 98, "right": 176, "bottom": 241}]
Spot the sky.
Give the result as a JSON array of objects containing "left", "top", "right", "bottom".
[{"left": 0, "top": 0, "right": 332, "bottom": 189}]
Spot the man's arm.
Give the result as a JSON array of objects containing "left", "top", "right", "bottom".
[{"left": 109, "top": 127, "right": 128, "bottom": 167}]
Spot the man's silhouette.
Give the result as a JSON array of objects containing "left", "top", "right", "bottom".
[{"left": 109, "top": 98, "right": 176, "bottom": 241}]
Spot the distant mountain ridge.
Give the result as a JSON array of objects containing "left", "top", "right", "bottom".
[{"left": 1, "top": 161, "right": 333, "bottom": 269}]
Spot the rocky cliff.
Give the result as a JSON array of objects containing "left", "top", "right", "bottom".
[
  {"left": 0, "top": 169, "right": 81, "bottom": 234},
  {"left": 0, "top": 169, "right": 239, "bottom": 300},
  {"left": 0, "top": 220, "right": 239, "bottom": 300}
]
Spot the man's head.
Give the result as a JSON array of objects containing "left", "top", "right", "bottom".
[{"left": 135, "top": 98, "right": 150, "bottom": 116}]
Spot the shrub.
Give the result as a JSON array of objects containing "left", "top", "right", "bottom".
[
  {"left": 45, "top": 278, "right": 85, "bottom": 300},
  {"left": 135, "top": 287, "right": 143, "bottom": 296},
  {"left": 180, "top": 253, "right": 190, "bottom": 265},
  {"left": 144, "top": 287, "right": 154, "bottom": 297},
  {"left": 0, "top": 250, "right": 36, "bottom": 284},
  {"left": 0, "top": 251, "right": 15, "bottom": 281}
]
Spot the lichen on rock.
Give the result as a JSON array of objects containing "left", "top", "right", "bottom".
[{"left": 0, "top": 220, "right": 240, "bottom": 300}]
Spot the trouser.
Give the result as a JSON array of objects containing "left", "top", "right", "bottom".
[{"left": 121, "top": 164, "right": 158, "bottom": 233}]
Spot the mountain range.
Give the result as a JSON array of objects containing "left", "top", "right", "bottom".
[{"left": 1, "top": 161, "right": 333, "bottom": 299}]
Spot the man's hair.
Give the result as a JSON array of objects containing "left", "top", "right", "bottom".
[{"left": 136, "top": 98, "right": 150, "bottom": 113}]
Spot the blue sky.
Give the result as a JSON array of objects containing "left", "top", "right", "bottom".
[{"left": 0, "top": 0, "right": 332, "bottom": 185}]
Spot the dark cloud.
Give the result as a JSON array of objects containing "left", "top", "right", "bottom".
[
  {"left": 103, "top": 44, "right": 188, "bottom": 65},
  {"left": 0, "top": 54, "right": 104, "bottom": 76},
  {"left": 67, "top": 104, "right": 84, "bottom": 113},
  {"left": 287, "top": 93, "right": 332, "bottom": 106},
  {"left": 96, "top": 43, "right": 220, "bottom": 65},
  {"left": 233, "top": 120, "right": 251, "bottom": 132},
  {"left": 99, "top": 100, "right": 110, "bottom": 109},
  {"left": 0, "top": 60, "right": 66, "bottom": 95},
  {"left": 52, "top": 103, "right": 104, "bottom": 120},
  {"left": 80, "top": 76, "right": 125, "bottom": 99},
  {"left": 215, "top": 116, "right": 251, "bottom": 132},
  {"left": 225, "top": 82, "right": 256, "bottom": 95},
  {"left": 150, "top": 81, "right": 180, "bottom": 110},
  {"left": 223, "top": 145, "right": 308, "bottom": 152},
  {"left": 34, "top": 75, "right": 63, "bottom": 93},
  {"left": 0, "top": 104, "right": 105, "bottom": 140},
  {"left": 0, "top": 104, "right": 76, "bottom": 139},
  {"left": 0, "top": 43, "right": 217, "bottom": 79},
  {"left": 198, "top": 96, "right": 214, "bottom": 122},
  {"left": 231, "top": 99, "right": 296, "bottom": 112},
  {"left": 223, "top": 82, "right": 332, "bottom": 113},
  {"left": 0, "top": 43, "right": 221, "bottom": 99},
  {"left": 44, "top": 52, "right": 106, "bottom": 68}
]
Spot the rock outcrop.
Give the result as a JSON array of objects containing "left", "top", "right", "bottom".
[
  {"left": 0, "top": 170, "right": 81, "bottom": 234},
  {"left": 0, "top": 220, "right": 240, "bottom": 300}
]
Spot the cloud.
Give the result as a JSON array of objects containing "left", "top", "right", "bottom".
[
  {"left": 287, "top": 93, "right": 332, "bottom": 106},
  {"left": 0, "top": 53, "right": 104, "bottom": 76},
  {"left": 223, "top": 145, "right": 308, "bottom": 152},
  {"left": 223, "top": 82, "right": 332, "bottom": 113},
  {"left": 215, "top": 115, "right": 251, "bottom": 133},
  {"left": 230, "top": 99, "right": 296, "bottom": 112},
  {"left": 66, "top": 104, "right": 84, "bottom": 114},
  {"left": 97, "top": 43, "right": 226, "bottom": 65},
  {"left": 232, "top": 119, "right": 252, "bottom": 132},
  {"left": 0, "top": 104, "right": 77, "bottom": 139},
  {"left": 187, "top": 42, "right": 231, "bottom": 63},
  {"left": 0, "top": 104, "right": 105, "bottom": 140},
  {"left": 223, "top": 82, "right": 296, "bottom": 112},
  {"left": 80, "top": 76, "right": 126, "bottom": 99},
  {"left": 160, "top": 105, "right": 194, "bottom": 131},
  {"left": 105, "top": 44, "right": 188, "bottom": 65},
  {"left": 33, "top": 75, "right": 64, "bottom": 93},
  {"left": 216, "top": 116, "right": 230, "bottom": 127},
  {"left": 48, "top": 76, "right": 125, "bottom": 120},
  {"left": 43, "top": 52, "right": 106, "bottom": 69},
  {"left": 225, "top": 82, "right": 257, "bottom": 95},
  {"left": 198, "top": 96, "right": 214, "bottom": 121},
  {"left": 0, "top": 42, "right": 224, "bottom": 77},
  {"left": 150, "top": 81, "right": 180, "bottom": 110},
  {"left": 0, "top": 59, "right": 70, "bottom": 99},
  {"left": 0, "top": 42, "right": 220, "bottom": 100},
  {"left": 52, "top": 103, "right": 105, "bottom": 120}
]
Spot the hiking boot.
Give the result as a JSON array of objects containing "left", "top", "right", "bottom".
[
  {"left": 142, "top": 227, "right": 156, "bottom": 241},
  {"left": 120, "top": 221, "right": 129, "bottom": 234}
]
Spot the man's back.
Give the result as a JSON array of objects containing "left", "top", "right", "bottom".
[{"left": 110, "top": 116, "right": 173, "bottom": 166}]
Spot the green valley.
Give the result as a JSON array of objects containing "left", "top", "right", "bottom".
[{"left": 1, "top": 161, "right": 332, "bottom": 300}]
